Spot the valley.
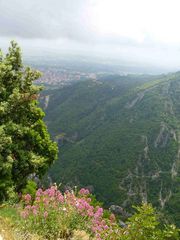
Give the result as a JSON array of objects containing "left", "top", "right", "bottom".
[{"left": 39, "top": 72, "right": 180, "bottom": 226}]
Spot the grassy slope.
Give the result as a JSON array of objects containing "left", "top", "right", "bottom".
[
  {"left": 0, "top": 205, "right": 93, "bottom": 240},
  {"left": 0, "top": 206, "right": 19, "bottom": 240}
]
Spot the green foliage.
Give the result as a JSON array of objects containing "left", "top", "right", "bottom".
[
  {"left": 19, "top": 194, "right": 180, "bottom": 240},
  {"left": 0, "top": 204, "right": 18, "bottom": 220},
  {"left": 1, "top": 194, "right": 179, "bottom": 239},
  {"left": 41, "top": 74, "right": 180, "bottom": 226},
  {"left": 120, "top": 204, "right": 179, "bottom": 240},
  {"left": 88, "top": 194, "right": 103, "bottom": 208},
  {"left": 0, "top": 41, "right": 58, "bottom": 201},
  {"left": 22, "top": 180, "right": 37, "bottom": 199},
  {"left": 20, "top": 187, "right": 93, "bottom": 239}
]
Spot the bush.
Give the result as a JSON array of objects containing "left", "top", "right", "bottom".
[
  {"left": 19, "top": 187, "right": 179, "bottom": 240},
  {"left": 120, "top": 204, "right": 180, "bottom": 240},
  {"left": 22, "top": 180, "right": 37, "bottom": 199},
  {"left": 20, "top": 186, "right": 117, "bottom": 239}
]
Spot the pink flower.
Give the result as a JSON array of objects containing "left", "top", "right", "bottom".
[
  {"left": 44, "top": 211, "right": 48, "bottom": 218},
  {"left": 35, "top": 196, "right": 41, "bottom": 202},
  {"left": 36, "top": 188, "right": 43, "bottom": 197},
  {"left": 33, "top": 209, "right": 38, "bottom": 215},
  {"left": 79, "top": 188, "right": 90, "bottom": 195},
  {"left": 43, "top": 197, "right": 49, "bottom": 205},
  {"left": 87, "top": 198, "right": 92, "bottom": 203},
  {"left": 47, "top": 186, "right": 57, "bottom": 197},
  {"left": 109, "top": 213, "right": 116, "bottom": 222},
  {"left": 87, "top": 208, "right": 94, "bottom": 217},
  {"left": 24, "top": 194, "right": 31, "bottom": 203},
  {"left": 94, "top": 207, "right": 103, "bottom": 219},
  {"left": 31, "top": 205, "right": 38, "bottom": 210},
  {"left": 21, "top": 210, "right": 29, "bottom": 219},
  {"left": 20, "top": 185, "right": 114, "bottom": 238},
  {"left": 25, "top": 205, "right": 31, "bottom": 210},
  {"left": 104, "top": 225, "right": 109, "bottom": 230},
  {"left": 56, "top": 192, "right": 64, "bottom": 203}
]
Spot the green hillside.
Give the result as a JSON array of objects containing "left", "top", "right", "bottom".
[{"left": 40, "top": 73, "right": 180, "bottom": 225}]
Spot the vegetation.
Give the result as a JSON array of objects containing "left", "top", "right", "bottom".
[
  {"left": 41, "top": 73, "right": 180, "bottom": 226},
  {"left": 0, "top": 187, "right": 179, "bottom": 240},
  {"left": 0, "top": 42, "right": 179, "bottom": 239},
  {"left": 19, "top": 187, "right": 180, "bottom": 239},
  {"left": 0, "top": 42, "right": 58, "bottom": 202}
]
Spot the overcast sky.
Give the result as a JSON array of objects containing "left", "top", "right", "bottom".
[{"left": 1, "top": 0, "right": 180, "bottom": 71}]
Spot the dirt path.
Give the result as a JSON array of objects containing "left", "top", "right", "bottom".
[{"left": 0, "top": 217, "right": 14, "bottom": 240}]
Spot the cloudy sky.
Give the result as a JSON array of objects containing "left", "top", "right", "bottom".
[{"left": 1, "top": 0, "right": 180, "bottom": 71}]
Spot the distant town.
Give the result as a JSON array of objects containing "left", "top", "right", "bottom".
[{"left": 36, "top": 68, "right": 98, "bottom": 85}]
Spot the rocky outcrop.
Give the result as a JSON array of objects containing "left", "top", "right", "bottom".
[
  {"left": 44, "top": 95, "right": 50, "bottom": 109},
  {"left": 159, "top": 182, "right": 172, "bottom": 209},
  {"left": 154, "top": 123, "right": 170, "bottom": 148},
  {"left": 125, "top": 92, "right": 145, "bottom": 109},
  {"left": 109, "top": 205, "right": 131, "bottom": 218},
  {"left": 171, "top": 133, "right": 180, "bottom": 179}
]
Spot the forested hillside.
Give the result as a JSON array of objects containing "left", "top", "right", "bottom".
[{"left": 40, "top": 73, "right": 180, "bottom": 225}]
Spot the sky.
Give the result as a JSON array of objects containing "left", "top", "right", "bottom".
[{"left": 1, "top": 0, "right": 180, "bottom": 71}]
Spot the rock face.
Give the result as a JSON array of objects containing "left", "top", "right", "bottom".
[
  {"left": 109, "top": 205, "right": 131, "bottom": 219},
  {"left": 41, "top": 73, "right": 180, "bottom": 225},
  {"left": 125, "top": 91, "right": 145, "bottom": 109},
  {"left": 39, "top": 94, "right": 50, "bottom": 109}
]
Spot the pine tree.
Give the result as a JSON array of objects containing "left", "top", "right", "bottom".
[{"left": 0, "top": 41, "right": 58, "bottom": 201}]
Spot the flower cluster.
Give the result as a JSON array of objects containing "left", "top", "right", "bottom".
[
  {"left": 20, "top": 189, "right": 180, "bottom": 240},
  {"left": 20, "top": 186, "right": 118, "bottom": 239}
]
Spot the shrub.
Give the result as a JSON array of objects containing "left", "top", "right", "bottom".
[
  {"left": 22, "top": 180, "right": 37, "bottom": 199},
  {"left": 19, "top": 187, "right": 179, "bottom": 240},
  {"left": 20, "top": 186, "right": 118, "bottom": 239},
  {"left": 119, "top": 204, "right": 180, "bottom": 240}
]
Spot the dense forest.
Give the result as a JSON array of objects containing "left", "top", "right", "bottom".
[{"left": 40, "top": 73, "right": 180, "bottom": 226}]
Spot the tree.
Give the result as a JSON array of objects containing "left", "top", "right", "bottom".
[{"left": 0, "top": 41, "right": 58, "bottom": 201}]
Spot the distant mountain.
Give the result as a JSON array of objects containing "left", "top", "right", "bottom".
[{"left": 40, "top": 73, "right": 180, "bottom": 225}]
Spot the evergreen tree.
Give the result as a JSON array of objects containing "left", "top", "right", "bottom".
[{"left": 0, "top": 41, "right": 58, "bottom": 201}]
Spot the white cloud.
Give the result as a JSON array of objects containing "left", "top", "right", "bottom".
[
  {"left": 1, "top": 0, "right": 180, "bottom": 70},
  {"left": 91, "top": 0, "right": 180, "bottom": 44}
]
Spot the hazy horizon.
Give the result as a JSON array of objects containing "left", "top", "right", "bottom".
[{"left": 1, "top": 0, "right": 180, "bottom": 73}]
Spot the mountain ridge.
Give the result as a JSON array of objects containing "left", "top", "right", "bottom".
[{"left": 40, "top": 73, "right": 180, "bottom": 225}]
